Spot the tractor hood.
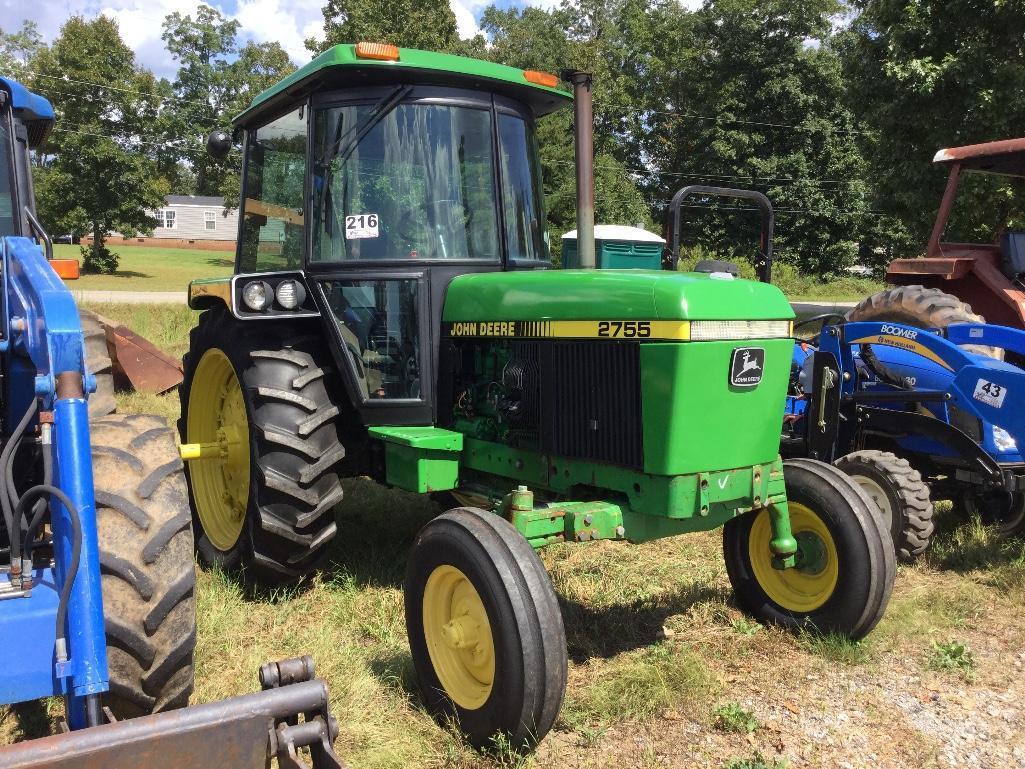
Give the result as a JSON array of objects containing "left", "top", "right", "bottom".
[{"left": 442, "top": 269, "right": 794, "bottom": 322}]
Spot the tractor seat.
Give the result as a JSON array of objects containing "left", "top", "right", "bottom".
[{"left": 999, "top": 230, "right": 1025, "bottom": 281}]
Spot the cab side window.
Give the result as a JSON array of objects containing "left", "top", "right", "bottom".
[{"left": 239, "top": 107, "right": 307, "bottom": 272}]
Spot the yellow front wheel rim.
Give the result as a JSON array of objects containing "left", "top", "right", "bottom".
[
  {"left": 186, "top": 348, "right": 251, "bottom": 552},
  {"left": 422, "top": 565, "right": 495, "bottom": 710},
  {"left": 749, "top": 502, "right": 839, "bottom": 613}
]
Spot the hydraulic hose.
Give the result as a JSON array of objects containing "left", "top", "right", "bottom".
[
  {"left": 15, "top": 484, "right": 81, "bottom": 662},
  {"left": 859, "top": 343, "right": 909, "bottom": 390},
  {"left": 21, "top": 426, "right": 53, "bottom": 565},
  {"left": 0, "top": 401, "right": 39, "bottom": 569}
]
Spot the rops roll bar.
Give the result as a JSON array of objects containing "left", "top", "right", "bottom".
[{"left": 667, "top": 185, "right": 774, "bottom": 283}]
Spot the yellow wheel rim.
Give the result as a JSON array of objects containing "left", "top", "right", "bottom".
[
  {"left": 186, "top": 348, "right": 250, "bottom": 552},
  {"left": 748, "top": 502, "right": 839, "bottom": 613},
  {"left": 422, "top": 565, "right": 495, "bottom": 710}
]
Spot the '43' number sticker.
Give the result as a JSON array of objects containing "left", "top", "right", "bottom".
[
  {"left": 345, "top": 213, "right": 379, "bottom": 239},
  {"left": 973, "top": 378, "right": 1007, "bottom": 409}
]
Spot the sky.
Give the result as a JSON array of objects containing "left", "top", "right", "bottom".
[{"left": 0, "top": 0, "right": 581, "bottom": 79}]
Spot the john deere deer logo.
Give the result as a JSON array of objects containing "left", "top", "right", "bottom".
[
  {"left": 738, "top": 351, "right": 760, "bottom": 376},
  {"left": 730, "top": 347, "right": 765, "bottom": 388}
]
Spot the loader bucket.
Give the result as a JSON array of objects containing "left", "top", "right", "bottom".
[
  {"left": 90, "top": 310, "right": 184, "bottom": 394},
  {"left": 0, "top": 657, "right": 345, "bottom": 769}
]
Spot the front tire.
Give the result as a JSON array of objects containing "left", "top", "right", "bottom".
[
  {"left": 724, "top": 459, "right": 895, "bottom": 639},
  {"left": 953, "top": 489, "right": 1025, "bottom": 537},
  {"left": 834, "top": 450, "right": 935, "bottom": 561},
  {"left": 92, "top": 414, "right": 196, "bottom": 718},
  {"left": 179, "top": 308, "right": 344, "bottom": 584},
  {"left": 405, "top": 508, "right": 567, "bottom": 751}
]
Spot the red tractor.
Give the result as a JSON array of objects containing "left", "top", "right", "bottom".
[{"left": 851, "top": 138, "right": 1025, "bottom": 346}]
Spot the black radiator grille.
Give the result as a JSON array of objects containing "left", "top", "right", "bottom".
[{"left": 546, "top": 341, "right": 643, "bottom": 469}]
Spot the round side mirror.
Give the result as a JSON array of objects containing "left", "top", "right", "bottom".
[{"left": 206, "top": 130, "right": 233, "bottom": 160}]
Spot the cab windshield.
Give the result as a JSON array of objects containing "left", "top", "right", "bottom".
[{"left": 311, "top": 99, "right": 547, "bottom": 263}]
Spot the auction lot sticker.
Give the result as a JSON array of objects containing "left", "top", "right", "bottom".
[
  {"left": 345, "top": 213, "right": 379, "bottom": 239},
  {"left": 973, "top": 378, "right": 1007, "bottom": 409}
]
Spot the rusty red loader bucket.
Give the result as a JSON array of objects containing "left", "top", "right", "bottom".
[{"left": 89, "top": 309, "right": 185, "bottom": 394}]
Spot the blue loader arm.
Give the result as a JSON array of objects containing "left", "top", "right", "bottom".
[{"left": 1, "top": 235, "right": 108, "bottom": 726}]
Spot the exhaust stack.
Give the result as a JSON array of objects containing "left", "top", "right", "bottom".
[{"left": 565, "top": 70, "right": 595, "bottom": 269}]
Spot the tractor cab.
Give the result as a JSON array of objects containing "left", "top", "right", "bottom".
[
  {"left": 192, "top": 43, "right": 568, "bottom": 426},
  {"left": 0, "top": 76, "right": 54, "bottom": 242}
]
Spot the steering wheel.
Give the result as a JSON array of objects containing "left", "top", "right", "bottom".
[
  {"left": 397, "top": 199, "right": 468, "bottom": 257},
  {"left": 794, "top": 312, "right": 847, "bottom": 344}
]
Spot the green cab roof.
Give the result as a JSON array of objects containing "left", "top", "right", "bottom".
[
  {"left": 443, "top": 270, "right": 795, "bottom": 322},
  {"left": 236, "top": 44, "right": 572, "bottom": 127}
]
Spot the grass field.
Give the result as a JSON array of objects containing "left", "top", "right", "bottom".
[
  {"left": 5, "top": 305, "right": 1025, "bottom": 769},
  {"left": 55, "top": 244, "right": 233, "bottom": 292}
]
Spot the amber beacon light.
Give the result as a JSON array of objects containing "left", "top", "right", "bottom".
[
  {"left": 355, "top": 42, "right": 400, "bottom": 61},
  {"left": 523, "top": 70, "right": 559, "bottom": 88}
]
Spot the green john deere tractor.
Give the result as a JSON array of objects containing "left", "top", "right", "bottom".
[{"left": 178, "top": 43, "right": 894, "bottom": 750}]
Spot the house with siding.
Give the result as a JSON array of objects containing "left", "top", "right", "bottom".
[{"left": 94, "top": 195, "right": 239, "bottom": 251}]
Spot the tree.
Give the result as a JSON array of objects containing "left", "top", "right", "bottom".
[
  {"left": 0, "top": 21, "right": 44, "bottom": 83},
  {"left": 840, "top": 0, "right": 1025, "bottom": 255},
  {"left": 31, "top": 16, "right": 168, "bottom": 273},
  {"left": 634, "top": 0, "right": 871, "bottom": 274},
  {"left": 155, "top": 6, "right": 295, "bottom": 206},
  {"left": 160, "top": 5, "right": 240, "bottom": 196},
  {"left": 471, "top": 3, "right": 655, "bottom": 258},
  {"left": 307, "top": 0, "right": 459, "bottom": 54}
]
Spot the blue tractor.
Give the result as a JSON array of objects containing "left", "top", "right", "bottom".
[
  {"left": 784, "top": 314, "right": 1025, "bottom": 558},
  {"left": 658, "top": 184, "right": 1025, "bottom": 559},
  {"left": 0, "top": 77, "right": 342, "bottom": 767}
]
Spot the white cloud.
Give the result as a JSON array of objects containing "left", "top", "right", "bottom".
[
  {"left": 98, "top": 0, "right": 202, "bottom": 77},
  {"left": 451, "top": 0, "right": 483, "bottom": 39},
  {"left": 233, "top": 0, "right": 323, "bottom": 66}
]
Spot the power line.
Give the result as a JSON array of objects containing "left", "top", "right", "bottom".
[
  {"left": 596, "top": 102, "right": 867, "bottom": 136},
  {"left": 548, "top": 159, "right": 862, "bottom": 187},
  {"left": 50, "top": 127, "right": 209, "bottom": 156},
  {"left": 675, "top": 202, "right": 889, "bottom": 218},
  {"left": 34, "top": 85, "right": 228, "bottom": 131},
  {"left": 34, "top": 72, "right": 216, "bottom": 111}
]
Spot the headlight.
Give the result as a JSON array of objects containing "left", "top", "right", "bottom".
[
  {"left": 275, "top": 279, "right": 306, "bottom": 310},
  {"left": 690, "top": 320, "right": 792, "bottom": 341},
  {"left": 242, "top": 280, "right": 271, "bottom": 311},
  {"left": 993, "top": 426, "right": 1017, "bottom": 452}
]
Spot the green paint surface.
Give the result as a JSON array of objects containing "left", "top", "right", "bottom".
[
  {"left": 442, "top": 270, "right": 794, "bottom": 322},
  {"left": 459, "top": 438, "right": 786, "bottom": 541},
  {"left": 640, "top": 338, "right": 794, "bottom": 475},
  {"left": 371, "top": 426, "right": 462, "bottom": 493},
  {"left": 368, "top": 426, "right": 463, "bottom": 450},
  {"left": 238, "top": 44, "right": 571, "bottom": 125}
]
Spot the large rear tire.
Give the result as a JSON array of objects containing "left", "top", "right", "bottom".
[
  {"left": 835, "top": 450, "right": 935, "bottom": 561},
  {"left": 92, "top": 414, "right": 196, "bottom": 718},
  {"left": 179, "top": 308, "right": 344, "bottom": 584},
  {"left": 405, "top": 508, "right": 567, "bottom": 751},
  {"left": 81, "top": 309, "right": 116, "bottom": 418},
  {"left": 847, "top": 285, "right": 1001, "bottom": 359},
  {"left": 724, "top": 459, "right": 895, "bottom": 639}
]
